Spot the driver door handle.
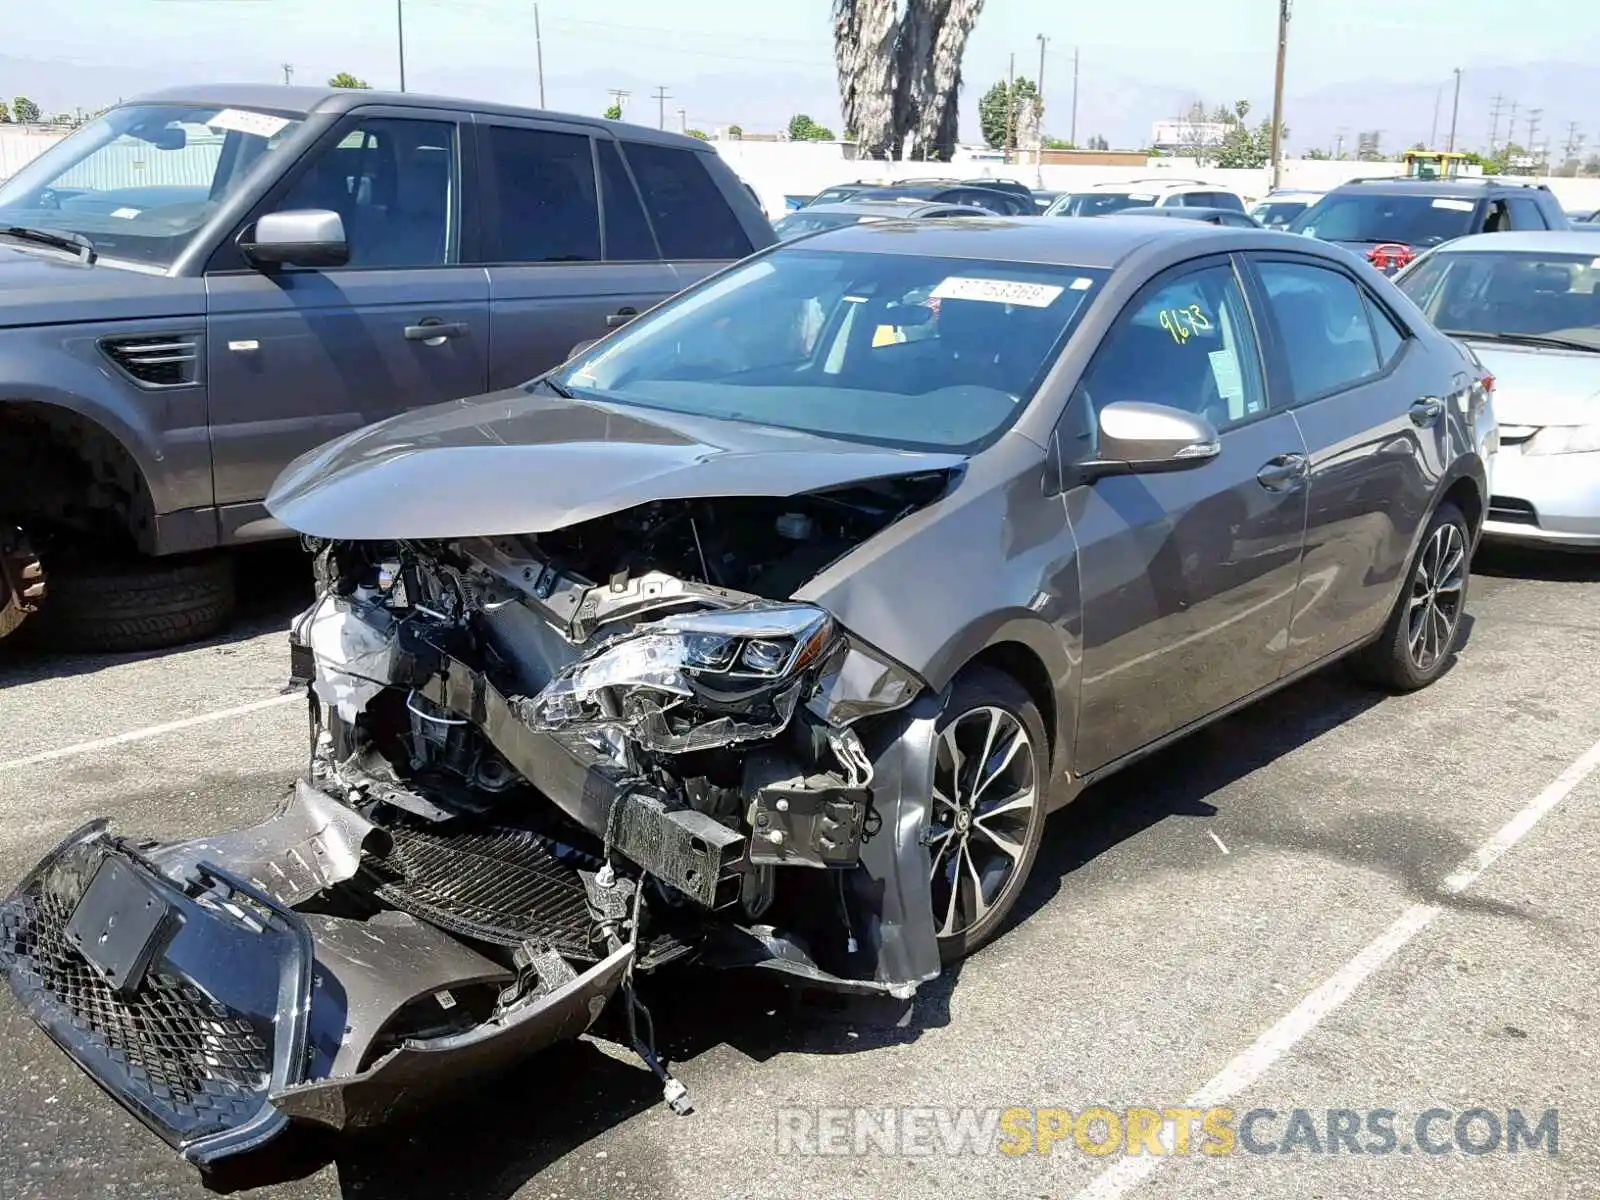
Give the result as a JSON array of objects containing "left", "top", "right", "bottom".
[
  {"left": 404, "top": 319, "right": 469, "bottom": 344},
  {"left": 1256, "top": 453, "right": 1308, "bottom": 493},
  {"left": 1410, "top": 396, "right": 1446, "bottom": 426}
]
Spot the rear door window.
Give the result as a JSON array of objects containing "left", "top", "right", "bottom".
[
  {"left": 1505, "top": 195, "right": 1549, "bottom": 230},
  {"left": 595, "top": 139, "right": 658, "bottom": 260},
  {"left": 621, "top": 142, "right": 753, "bottom": 260},
  {"left": 479, "top": 125, "right": 600, "bottom": 263},
  {"left": 1255, "top": 260, "right": 1382, "bottom": 403}
]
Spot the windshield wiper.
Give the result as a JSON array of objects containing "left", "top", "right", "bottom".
[
  {"left": 0, "top": 225, "right": 96, "bottom": 264},
  {"left": 533, "top": 375, "right": 575, "bottom": 399},
  {"left": 1443, "top": 330, "right": 1599, "bottom": 353}
]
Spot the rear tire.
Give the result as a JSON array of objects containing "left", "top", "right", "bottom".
[
  {"left": 31, "top": 552, "right": 237, "bottom": 653},
  {"left": 1351, "top": 501, "right": 1470, "bottom": 691},
  {"left": 927, "top": 666, "right": 1050, "bottom": 965}
]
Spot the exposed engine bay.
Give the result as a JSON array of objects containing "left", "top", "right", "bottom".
[{"left": 0, "top": 473, "right": 953, "bottom": 1167}]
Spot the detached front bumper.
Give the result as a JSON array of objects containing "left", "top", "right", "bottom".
[
  {"left": 0, "top": 796, "right": 635, "bottom": 1165},
  {"left": 0, "top": 823, "right": 312, "bottom": 1164}
]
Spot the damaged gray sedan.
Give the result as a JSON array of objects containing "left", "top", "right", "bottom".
[{"left": 1, "top": 217, "right": 1491, "bottom": 1168}]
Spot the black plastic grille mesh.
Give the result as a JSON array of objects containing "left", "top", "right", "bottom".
[
  {"left": 0, "top": 863, "right": 270, "bottom": 1143},
  {"left": 368, "top": 827, "right": 598, "bottom": 959}
]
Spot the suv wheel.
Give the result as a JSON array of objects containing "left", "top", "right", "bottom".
[
  {"left": 31, "top": 552, "right": 237, "bottom": 654},
  {"left": 1353, "top": 502, "right": 1470, "bottom": 690},
  {"left": 0, "top": 526, "right": 45, "bottom": 641},
  {"left": 927, "top": 667, "right": 1049, "bottom": 964}
]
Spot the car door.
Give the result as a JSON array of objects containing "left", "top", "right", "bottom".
[
  {"left": 1243, "top": 254, "right": 1453, "bottom": 674},
  {"left": 619, "top": 136, "right": 761, "bottom": 295},
  {"left": 1505, "top": 195, "right": 1549, "bottom": 230},
  {"left": 1066, "top": 255, "right": 1309, "bottom": 773},
  {"left": 205, "top": 107, "right": 488, "bottom": 533},
  {"left": 474, "top": 120, "right": 682, "bottom": 390}
]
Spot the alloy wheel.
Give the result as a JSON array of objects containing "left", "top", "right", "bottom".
[
  {"left": 928, "top": 705, "right": 1039, "bottom": 941},
  {"left": 1406, "top": 520, "right": 1466, "bottom": 671}
]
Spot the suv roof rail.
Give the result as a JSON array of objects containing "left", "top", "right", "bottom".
[{"left": 1120, "top": 176, "right": 1210, "bottom": 186}]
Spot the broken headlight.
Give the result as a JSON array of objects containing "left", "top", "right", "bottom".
[{"left": 521, "top": 603, "right": 838, "bottom": 753}]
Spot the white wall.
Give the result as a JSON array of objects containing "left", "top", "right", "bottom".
[{"left": 0, "top": 125, "right": 68, "bottom": 182}]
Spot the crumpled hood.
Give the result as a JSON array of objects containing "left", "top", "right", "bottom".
[
  {"left": 266, "top": 386, "right": 965, "bottom": 539},
  {"left": 0, "top": 242, "right": 203, "bottom": 325},
  {"left": 1467, "top": 340, "right": 1600, "bottom": 426}
]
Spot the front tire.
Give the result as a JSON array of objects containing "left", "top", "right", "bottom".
[
  {"left": 927, "top": 667, "right": 1050, "bottom": 965},
  {"left": 31, "top": 552, "right": 237, "bottom": 653},
  {"left": 1352, "top": 501, "right": 1470, "bottom": 691}
]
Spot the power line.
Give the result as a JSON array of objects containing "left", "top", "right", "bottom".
[{"left": 1488, "top": 93, "right": 1506, "bottom": 153}]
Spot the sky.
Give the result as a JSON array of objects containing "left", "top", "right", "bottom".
[{"left": 4, "top": 0, "right": 1597, "bottom": 153}]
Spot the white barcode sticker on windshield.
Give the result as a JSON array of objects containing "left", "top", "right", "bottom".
[
  {"left": 931, "top": 276, "right": 1065, "bottom": 307},
  {"left": 1431, "top": 198, "right": 1474, "bottom": 211},
  {"left": 207, "top": 108, "right": 292, "bottom": 138}
]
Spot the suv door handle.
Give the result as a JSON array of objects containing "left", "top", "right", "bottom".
[
  {"left": 1256, "top": 453, "right": 1309, "bottom": 492},
  {"left": 1410, "top": 396, "right": 1446, "bottom": 426},
  {"left": 606, "top": 307, "right": 639, "bottom": 328},
  {"left": 404, "top": 319, "right": 469, "bottom": 344}
]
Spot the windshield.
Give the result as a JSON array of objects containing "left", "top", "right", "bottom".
[
  {"left": 552, "top": 248, "right": 1107, "bottom": 452},
  {"left": 1049, "top": 191, "right": 1156, "bottom": 217},
  {"left": 772, "top": 212, "right": 869, "bottom": 240},
  {"left": 1395, "top": 250, "right": 1600, "bottom": 350},
  {"left": 1288, "top": 192, "right": 1476, "bottom": 247},
  {"left": 1251, "top": 200, "right": 1311, "bottom": 229},
  {"left": 0, "top": 103, "right": 303, "bottom": 269},
  {"left": 806, "top": 186, "right": 867, "bottom": 207}
]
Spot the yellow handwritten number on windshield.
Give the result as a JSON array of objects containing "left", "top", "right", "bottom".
[{"left": 1160, "top": 305, "right": 1212, "bottom": 344}]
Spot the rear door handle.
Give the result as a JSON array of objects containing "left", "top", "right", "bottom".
[
  {"left": 1410, "top": 396, "right": 1446, "bottom": 426},
  {"left": 606, "top": 307, "right": 639, "bottom": 328},
  {"left": 404, "top": 319, "right": 469, "bottom": 344},
  {"left": 1256, "top": 453, "right": 1308, "bottom": 492}
]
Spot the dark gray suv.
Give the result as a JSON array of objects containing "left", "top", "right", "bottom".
[{"left": 0, "top": 85, "right": 772, "bottom": 650}]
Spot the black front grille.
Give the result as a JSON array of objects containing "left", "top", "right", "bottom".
[
  {"left": 366, "top": 827, "right": 599, "bottom": 959},
  {"left": 0, "top": 868, "right": 270, "bottom": 1142},
  {"left": 100, "top": 335, "right": 200, "bottom": 387},
  {"left": 1489, "top": 495, "right": 1539, "bottom": 526}
]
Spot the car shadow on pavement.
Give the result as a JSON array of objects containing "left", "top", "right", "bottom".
[{"left": 0, "top": 544, "right": 314, "bottom": 687}]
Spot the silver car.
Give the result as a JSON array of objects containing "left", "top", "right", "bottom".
[{"left": 1396, "top": 231, "right": 1600, "bottom": 549}]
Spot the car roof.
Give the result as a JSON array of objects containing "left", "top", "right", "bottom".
[
  {"left": 1117, "top": 206, "right": 1248, "bottom": 220},
  {"left": 1257, "top": 190, "right": 1322, "bottom": 200},
  {"left": 1325, "top": 177, "right": 1543, "bottom": 198},
  {"left": 1086, "top": 178, "right": 1218, "bottom": 192},
  {"left": 122, "top": 83, "right": 712, "bottom": 151},
  {"left": 789, "top": 212, "right": 1307, "bottom": 269},
  {"left": 852, "top": 183, "right": 1011, "bottom": 199},
  {"left": 1425, "top": 230, "right": 1600, "bottom": 253},
  {"left": 784, "top": 200, "right": 969, "bottom": 218}
]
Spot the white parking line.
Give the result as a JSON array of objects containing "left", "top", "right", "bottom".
[
  {"left": 0, "top": 692, "right": 303, "bottom": 774},
  {"left": 1074, "top": 732, "right": 1600, "bottom": 1200}
]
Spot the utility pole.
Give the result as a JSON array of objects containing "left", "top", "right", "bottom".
[
  {"left": 281, "top": 63, "right": 294, "bottom": 87},
  {"left": 1034, "top": 34, "right": 1048, "bottom": 182},
  {"left": 1506, "top": 100, "right": 1519, "bottom": 148},
  {"left": 676, "top": 106, "right": 687, "bottom": 134},
  {"left": 396, "top": 0, "right": 407, "bottom": 92},
  {"left": 1526, "top": 107, "right": 1543, "bottom": 169},
  {"left": 1446, "top": 67, "right": 1461, "bottom": 152},
  {"left": 1269, "top": 0, "right": 1290, "bottom": 190},
  {"left": 653, "top": 86, "right": 671, "bottom": 130},
  {"left": 1488, "top": 93, "right": 1505, "bottom": 153},
  {"left": 534, "top": 3, "right": 546, "bottom": 108},
  {"left": 607, "top": 88, "right": 631, "bottom": 118},
  {"left": 1004, "top": 52, "right": 1015, "bottom": 158},
  {"left": 1036, "top": 34, "right": 1048, "bottom": 107},
  {"left": 1563, "top": 122, "right": 1583, "bottom": 168},
  {"left": 1070, "top": 47, "right": 1079, "bottom": 147},
  {"left": 1429, "top": 85, "right": 1441, "bottom": 147}
]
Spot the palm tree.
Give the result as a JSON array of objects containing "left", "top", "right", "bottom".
[{"left": 833, "top": 0, "right": 985, "bottom": 161}]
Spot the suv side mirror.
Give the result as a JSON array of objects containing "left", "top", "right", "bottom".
[
  {"left": 1077, "top": 401, "right": 1220, "bottom": 481},
  {"left": 240, "top": 209, "right": 349, "bottom": 268}
]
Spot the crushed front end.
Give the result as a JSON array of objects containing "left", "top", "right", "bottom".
[{"left": 0, "top": 479, "right": 951, "bottom": 1165}]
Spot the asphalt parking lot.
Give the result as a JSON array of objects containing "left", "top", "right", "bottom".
[{"left": 1, "top": 543, "right": 1598, "bottom": 1200}]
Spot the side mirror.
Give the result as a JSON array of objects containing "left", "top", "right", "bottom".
[
  {"left": 1078, "top": 401, "right": 1220, "bottom": 481},
  {"left": 240, "top": 209, "right": 349, "bottom": 268}
]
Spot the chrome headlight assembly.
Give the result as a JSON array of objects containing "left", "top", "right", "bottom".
[{"left": 520, "top": 603, "right": 839, "bottom": 754}]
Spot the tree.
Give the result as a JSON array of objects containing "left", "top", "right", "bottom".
[
  {"left": 1211, "top": 99, "right": 1281, "bottom": 169},
  {"left": 685, "top": 128, "right": 709, "bottom": 140},
  {"left": 727, "top": 123, "right": 743, "bottom": 138},
  {"left": 1304, "top": 147, "right": 1331, "bottom": 160},
  {"left": 1041, "top": 134, "right": 1073, "bottom": 150},
  {"left": 12, "top": 97, "right": 41, "bottom": 124},
  {"left": 787, "top": 113, "right": 836, "bottom": 141},
  {"left": 833, "top": 0, "right": 985, "bottom": 162},
  {"left": 977, "top": 75, "right": 1036, "bottom": 150},
  {"left": 603, "top": 102, "right": 622, "bottom": 120},
  {"left": 1585, "top": 153, "right": 1600, "bottom": 176},
  {"left": 327, "top": 72, "right": 370, "bottom": 89},
  {"left": 0, "top": 104, "right": 10, "bottom": 125},
  {"left": 1087, "top": 134, "right": 1109, "bottom": 151}
]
